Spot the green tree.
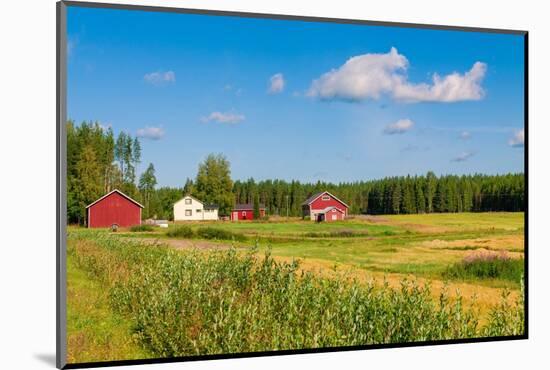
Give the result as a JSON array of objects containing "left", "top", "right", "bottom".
[
  {"left": 253, "top": 193, "right": 260, "bottom": 219},
  {"left": 183, "top": 178, "right": 194, "bottom": 195},
  {"left": 75, "top": 145, "right": 103, "bottom": 224},
  {"left": 425, "top": 171, "right": 437, "bottom": 213},
  {"left": 195, "top": 153, "right": 234, "bottom": 216},
  {"left": 391, "top": 182, "right": 402, "bottom": 214},
  {"left": 139, "top": 163, "right": 157, "bottom": 219}
]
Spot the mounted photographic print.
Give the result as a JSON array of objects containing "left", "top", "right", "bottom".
[{"left": 57, "top": 1, "right": 527, "bottom": 368}]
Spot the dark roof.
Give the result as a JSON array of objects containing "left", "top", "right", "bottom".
[
  {"left": 301, "top": 192, "right": 324, "bottom": 206},
  {"left": 203, "top": 204, "right": 219, "bottom": 210},
  {"left": 233, "top": 203, "right": 266, "bottom": 211},
  {"left": 85, "top": 189, "right": 144, "bottom": 209}
]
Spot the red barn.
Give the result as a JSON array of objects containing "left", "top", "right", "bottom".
[
  {"left": 86, "top": 189, "right": 143, "bottom": 228},
  {"left": 231, "top": 204, "right": 266, "bottom": 221},
  {"left": 302, "top": 191, "right": 349, "bottom": 222}
]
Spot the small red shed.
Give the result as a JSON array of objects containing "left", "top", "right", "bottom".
[
  {"left": 302, "top": 191, "right": 349, "bottom": 222},
  {"left": 231, "top": 204, "right": 266, "bottom": 221},
  {"left": 86, "top": 189, "right": 144, "bottom": 228}
]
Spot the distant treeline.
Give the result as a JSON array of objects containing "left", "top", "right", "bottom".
[
  {"left": 67, "top": 121, "right": 524, "bottom": 224},
  {"left": 230, "top": 172, "right": 524, "bottom": 217}
]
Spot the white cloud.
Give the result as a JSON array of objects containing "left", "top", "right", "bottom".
[
  {"left": 144, "top": 70, "right": 176, "bottom": 85},
  {"left": 460, "top": 131, "right": 472, "bottom": 140},
  {"left": 383, "top": 119, "right": 414, "bottom": 135},
  {"left": 223, "top": 84, "right": 244, "bottom": 96},
  {"left": 201, "top": 111, "right": 245, "bottom": 124},
  {"left": 509, "top": 129, "right": 524, "bottom": 147},
  {"left": 451, "top": 151, "right": 475, "bottom": 162},
  {"left": 268, "top": 73, "right": 285, "bottom": 94},
  {"left": 307, "top": 47, "right": 486, "bottom": 103},
  {"left": 137, "top": 126, "right": 165, "bottom": 140}
]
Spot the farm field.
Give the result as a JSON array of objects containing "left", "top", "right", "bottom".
[
  {"left": 67, "top": 212, "right": 525, "bottom": 363},
  {"left": 126, "top": 212, "right": 524, "bottom": 287}
]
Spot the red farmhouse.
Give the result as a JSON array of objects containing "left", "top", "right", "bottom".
[
  {"left": 86, "top": 189, "right": 144, "bottom": 228},
  {"left": 302, "top": 191, "right": 349, "bottom": 222},
  {"left": 231, "top": 204, "right": 266, "bottom": 221}
]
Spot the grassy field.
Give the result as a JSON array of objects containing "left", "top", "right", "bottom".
[
  {"left": 122, "top": 212, "right": 524, "bottom": 286},
  {"left": 66, "top": 254, "right": 153, "bottom": 363},
  {"left": 67, "top": 212, "right": 525, "bottom": 363}
]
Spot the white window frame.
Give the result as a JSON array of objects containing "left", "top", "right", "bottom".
[
  {"left": 185, "top": 209, "right": 192, "bottom": 216},
  {"left": 322, "top": 195, "right": 330, "bottom": 201},
  {"left": 185, "top": 198, "right": 192, "bottom": 205}
]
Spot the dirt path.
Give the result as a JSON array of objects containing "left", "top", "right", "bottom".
[{"left": 137, "top": 237, "right": 232, "bottom": 250}]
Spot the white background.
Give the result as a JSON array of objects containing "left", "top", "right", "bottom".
[{"left": 0, "top": 0, "right": 548, "bottom": 369}]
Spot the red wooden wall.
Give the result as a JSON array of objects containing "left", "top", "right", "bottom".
[
  {"left": 324, "top": 208, "right": 344, "bottom": 222},
  {"left": 88, "top": 192, "right": 142, "bottom": 228},
  {"left": 231, "top": 209, "right": 266, "bottom": 221},
  {"left": 309, "top": 194, "right": 348, "bottom": 214}
]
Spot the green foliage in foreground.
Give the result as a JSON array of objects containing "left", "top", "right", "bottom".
[
  {"left": 68, "top": 232, "right": 524, "bottom": 358},
  {"left": 444, "top": 253, "right": 524, "bottom": 283},
  {"left": 165, "top": 225, "right": 194, "bottom": 238},
  {"left": 129, "top": 225, "right": 155, "bottom": 232},
  {"left": 66, "top": 256, "right": 153, "bottom": 363},
  {"left": 166, "top": 225, "right": 247, "bottom": 242}
]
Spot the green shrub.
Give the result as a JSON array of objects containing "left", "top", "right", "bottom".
[
  {"left": 130, "top": 225, "right": 155, "bottom": 232},
  {"left": 196, "top": 227, "right": 247, "bottom": 242},
  {"left": 444, "top": 252, "right": 524, "bottom": 282},
  {"left": 166, "top": 225, "right": 194, "bottom": 238},
  {"left": 303, "top": 229, "right": 367, "bottom": 238},
  {"left": 68, "top": 231, "right": 524, "bottom": 358}
]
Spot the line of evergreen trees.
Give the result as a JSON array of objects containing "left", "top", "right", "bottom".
[
  {"left": 227, "top": 172, "right": 524, "bottom": 217},
  {"left": 67, "top": 121, "right": 524, "bottom": 224},
  {"left": 67, "top": 121, "right": 148, "bottom": 223}
]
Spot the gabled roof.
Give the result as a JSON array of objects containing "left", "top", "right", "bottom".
[
  {"left": 174, "top": 194, "right": 204, "bottom": 206},
  {"left": 301, "top": 191, "right": 349, "bottom": 208},
  {"left": 315, "top": 206, "right": 345, "bottom": 214},
  {"left": 302, "top": 192, "right": 324, "bottom": 205},
  {"left": 174, "top": 195, "right": 219, "bottom": 209},
  {"left": 233, "top": 203, "right": 266, "bottom": 211},
  {"left": 86, "top": 189, "right": 144, "bottom": 209}
]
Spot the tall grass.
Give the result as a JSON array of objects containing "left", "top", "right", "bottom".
[
  {"left": 196, "top": 227, "right": 247, "bottom": 242},
  {"left": 303, "top": 229, "right": 368, "bottom": 238},
  {"left": 166, "top": 226, "right": 246, "bottom": 242},
  {"left": 166, "top": 225, "right": 194, "bottom": 238},
  {"left": 68, "top": 231, "right": 524, "bottom": 358},
  {"left": 130, "top": 225, "right": 155, "bottom": 232},
  {"left": 444, "top": 251, "right": 524, "bottom": 283}
]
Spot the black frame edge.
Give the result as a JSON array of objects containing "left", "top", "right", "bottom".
[
  {"left": 523, "top": 32, "right": 529, "bottom": 338},
  {"left": 62, "top": 335, "right": 527, "bottom": 369},
  {"left": 61, "top": 0, "right": 528, "bottom": 35}
]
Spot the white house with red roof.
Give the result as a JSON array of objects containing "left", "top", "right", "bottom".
[{"left": 301, "top": 191, "right": 349, "bottom": 222}]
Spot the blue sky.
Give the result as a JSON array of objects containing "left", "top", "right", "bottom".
[{"left": 67, "top": 6, "right": 525, "bottom": 187}]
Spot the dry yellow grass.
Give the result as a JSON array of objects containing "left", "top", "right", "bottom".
[{"left": 272, "top": 255, "right": 520, "bottom": 324}]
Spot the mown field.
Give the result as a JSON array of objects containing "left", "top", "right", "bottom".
[{"left": 67, "top": 212, "right": 525, "bottom": 364}]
